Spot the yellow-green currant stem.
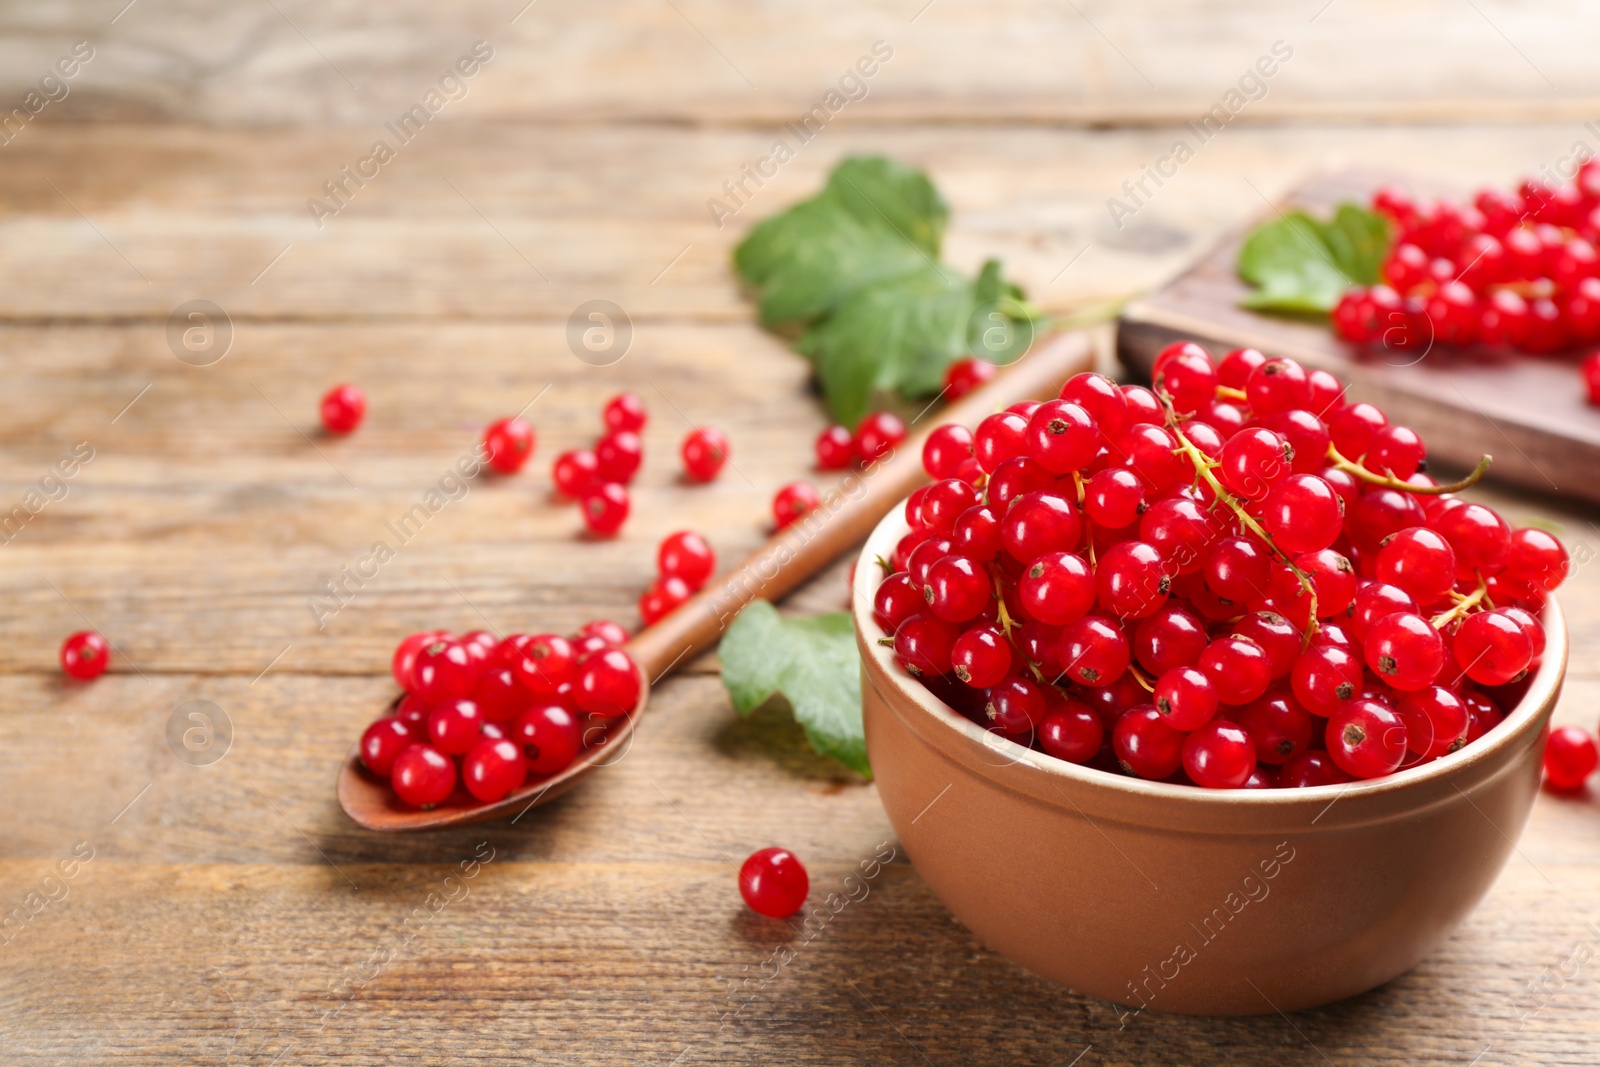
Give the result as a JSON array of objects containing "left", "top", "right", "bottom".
[
  {"left": 1325, "top": 443, "right": 1492, "bottom": 496},
  {"left": 1431, "top": 578, "right": 1488, "bottom": 629},
  {"left": 1128, "top": 663, "right": 1156, "bottom": 693},
  {"left": 1163, "top": 408, "right": 1320, "bottom": 643},
  {"left": 1215, "top": 385, "right": 1248, "bottom": 402}
]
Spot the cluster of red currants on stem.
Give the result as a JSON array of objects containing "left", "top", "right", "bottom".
[
  {"left": 359, "top": 624, "right": 643, "bottom": 808},
  {"left": 872, "top": 341, "right": 1569, "bottom": 788},
  {"left": 1332, "top": 174, "right": 1600, "bottom": 396}
]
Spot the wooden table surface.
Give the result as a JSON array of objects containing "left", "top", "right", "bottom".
[{"left": 5, "top": 3, "right": 1600, "bottom": 1064}]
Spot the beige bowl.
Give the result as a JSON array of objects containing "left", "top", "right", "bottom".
[{"left": 854, "top": 509, "right": 1566, "bottom": 1015}]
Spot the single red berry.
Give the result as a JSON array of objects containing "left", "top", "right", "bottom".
[
  {"left": 918, "top": 479, "right": 982, "bottom": 537},
  {"left": 59, "top": 630, "right": 109, "bottom": 680},
  {"left": 1348, "top": 581, "right": 1420, "bottom": 645},
  {"left": 575, "top": 648, "right": 642, "bottom": 719},
  {"left": 772, "top": 481, "right": 821, "bottom": 529},
  {"left": 552, "top": 449, "right": 600, "bottom": 498},
  {"left": 922, "top": 554, "right": 990, "bottom": 623},
  {"left": 391, "top": 744, "right": 457, "bottom": 807},
  {"left": 483, "top": 416, "right": 535, "bottom": 474},
  {"left": 1018, "top": 551, "right": 1095, "bottom": 625},
  {"left": 411, "top": 638, "right": 478, "bottom": 700},
  {"left": 1152, "top": 346, "right": 1219, "bottom": 414},
  {"left": 513, "top": 633, "right": 577, "bottom": 695},
  {"left": 320, "top": 384, "right": 366, "bottom": 434},
  {"left": 873, "top": 573, "right": 923, "bottom": 633},
  {"left": 1452, "top": 609, "right": 1534, "bottom": 686},
  {"left": 944, "top": 357, "right": 997, "bottom": 400},
  {"left": 512, "top": 703, "right": 583, "bottom": 776},
  {"left": 739, "top": 847, "right": 809, "bottom": 918},
  {"left": 1375, "top": 527, "right": 1458, "bottom": 603},
  {"left": 1394, "top": 685, "right": 1469, "bottom": 759},
  {"left": 1503, "top": 527, "right": 1569, "bottom": 591},
  {"left": 1432, "top": 503, "right": 1510, "bottom": 577},
  {"left": 1139, "top": 497, "right": 1225, "bottom": 575},
  {"left": 1246, "top": 358, "right": 1310, "bottom": 417},
  {"left": 1203, "top": 537, "right": 1271, "bottom": 604},
  {"left": 1216, "top": 347, "right": 1267, "bottom": 388},
  {"left": 1364, "top": 425, "right": 1425, "bottom": 480},
  {"left": 1326, "top": 698, "right": 1408, "bottom": 779},
  {"left": 1295, "top": 549, "right": 1358, "bottom": 618},
  {"left": 921, "top": 424, "right": 974, "bottom": 479},
  {"left": 390, "top": 631, "right": 438, "bottom": 690},
  {"left": 1039, "top": 699, "right": 1104, "bottom": 764},
  {"left": 682, "top": 426, "right": 730, "bottom": 482},
  {"left": 580, "top": 619, "right": 631, "bottom": 648},
  {"left": 1543, "top": 725, "right": 1599, "bottom": 791},
  {"left": 1113, "top": 704, "right": 1185, "bottom": 780},
  {"left": 1231, "top": 690, "right": 1314, "bottom": 765},
  {"left": 595, "top": 430, "right": 643, "bottom": 483},
  {"left": 471, "top": 666, "right": 527, "bottom": 724},
  {"left": 985, "top": 456, "right": 1053, "bottom": 512},
  {"left": 815, "top": 425, "right": 855, "bottom": 470},
  {"left": 1153, "top": 665, "right": 1217, "bottom": 730},
  {"left": 462, "top": 738, "right": 528, "bottom": 802},
  {"left": 1218, "top": 427, "right": 1293, "bottom": 501},
  {"left": 1278, "top": 750, "right": 1355, "bottom": 788},
  {"left": 893, "top": 612, "right": 960, "bottom": 677},
  {"left": 1026, "top": 400, "right": 1100, "bottom": 475},
  {"left": 973, "top": 411, "right": 1030, "bottom": 473},
  {"left": 1059, "top": 616, "right": 1131, "bottom": 688},
  {"left": 603, "top": 392, "right": 647, "bottom": 433},
  {"left": 1363, "top": 612, "right": 1445, "bottom": 691},
  {"left": 359, "top": 717, "right": 413, "bottom": 776},
  {"left": 1132, "top": 603, "right": 1208, "bottom": 675},
  {"left": 581, "top": 482, "right": 630, "bottom": 536},
  {"left": 1096, "top": 540, "right": 1172, "bottom": 619},
  {"left": 985, "top": 677, "right": 1050, "bottom": 735},
  {"left": 395, "top": 693, "right": 433, "bottom": 729},
  {"left": 1231, "top": 612, "right": 1300, "bottom": 679},
  {"left": 1183, "top": 720, "right": 1257, "bottom": 789},
  {"left": 1001, "top": 491, "right": 1082, "bottom": 562},
  {"left": 855, "top": 411, "right": 907, "bottom": 466},
  {"left": 658, "top": 530, "right": 715, "bottom": 590},
  {"left": 1121, "top": 424, "right": 1187, "bottom": 492},
  {"left": 1197, "top": 635, "right": 1272, "bottom": 705},
  {"left": 428, "top": 699, "right": 484, "bottom": 756},
  {"left": 639, "top": 575, "right": 693, "bottom": 625},
  {"left": 1328, "top": 401, "right": 1388, "bottom": 460},
  {"left": 951, "top": 505, "right": 1003, "bottom": 562},
  {"left": 1261, "top": 474, "right": 1342, "bottom": 554},
  {"left": 1083, "top": 467, "right": 1146, "bottom": 530},
  {"left": 1290, "top": 642, "right": 1363, "bottom": 717},
  {"left": 951, "top": 626, "right": 1011, "bottom": 688}
]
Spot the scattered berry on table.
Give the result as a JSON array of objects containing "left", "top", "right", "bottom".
[
  {"left": 580, "top": 482, "right": 630, "bottom": 536},
  {"left": 483, "top": 416, "right": 536, "bottom": 474},
  {"left": 1543, "top": 725, "right": 1598, "bottom": 791},
  {"left": 681, "top": 426, "right": 729, "bottom": 482},
  {"left": 855, "top": 411, "right": 907, "bottom": 466},
  {"left": 59, "top": 630, "right": 109, "bottom": 681},
  {"left": 603, "top": 392, "right": 648, "bottom": 434},
  {"left": 943, "top": 357, "right": 997, "bottom": 401},
  {"left": 658, "top": 530, "right": 715, "bottom": 590},
  {"left": 815, "top": 425, "right": 854, "bottom": 470},
  {"left": 772, "top": 481, "right": 821, "bottom": 530},
  {"left": 320, "top": 384, "right": 366, "bottom": 434},
  {"left": 595, "top": 430, "right": 643, "bottom": 484},
  {"left": 739, "top": 847, "right": 810, "bottom": 918},
  {"left": 553, "top": 449, "right": 600, "bottom": 498}
]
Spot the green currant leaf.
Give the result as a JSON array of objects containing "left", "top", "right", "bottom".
[
  {"left": 719, "top": 602, "right": 869, "bottom": 778},
  {"left": 1237, "top": 202, "right": 1392, "bottom": 313}
]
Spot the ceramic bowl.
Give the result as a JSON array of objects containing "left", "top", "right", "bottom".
[{"left": 854, "top": 509, "right": 1566, "bottom": 1015}]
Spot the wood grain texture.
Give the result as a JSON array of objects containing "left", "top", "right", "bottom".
[{"left": 4, "top": 3, "right": 1600, "bottom": 1063}]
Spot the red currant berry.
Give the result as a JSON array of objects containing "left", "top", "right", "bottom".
[
  {"left": 1197, "top": 635, "right": 1272, "bottom": 705},
  {"left": 772, "top": 481, "right": 821, "bottom": 529},
  {"left": 1139, "top": 496, "right": 1226, "bottom": 575},
  {"left": 815, "top": 425, "right": 855, "bottom": 470},
  {"left": 1218, "top": 427, "right": 1293, "bottom": 501},
  {"left": 922, "top": 555, "right": 989, "bottom": 623},
  {"left": 1503, "top": 527, "right": 1569, "bottom": 591},
  {"left": 1039, "top": 699, "right": 1104, "bottom": 763},
  {"left": 739, "top": 847, "right": 809, "bottom": 918},
  {"left": 320, "top": 384, "right": 366, "bottom": 434},
  {"left": 1585, "top": 352, "right": 1600, "bottom": 405},
  {"left": 1246, "top": 358, "right": 1310, "bottom": 417},
  {"left": 1153, "top": 665, "right": 1217, "bottom": 730},
  {"left": 1364, "top": 425, "right": 1425, "bottom": 480},
  {"left": 1001, "top": 491, "right": 1082, "bottom": 561},
  {"left": 1363, "top": 611, "right": 1445, "bottom": 691},
  {"left": 1328, "top": 401, "right": 1388, "bottom": 460},
  {"left": 471, "top": 666, "right": 527, "bottom": 724},
  {"left": 1326, "top": 698, "right": 1408, "bottom": 779},
  {"left": 1452, "top": 609, "right": 1534, "bottom": 686},
  {"left": 1394, "top": 685, "right": 1469, "bottom": 759},
  {"left": 1132, "top": 603, "right": 1208, "bottom": 675},
  {"left": 552, "top": 449, "right": 600, "bottom": 498},
  {"left": 854, "top": 411, "right": 907, "bottom": 466},
  {"left": 893, "top": 612, "right": 960, "bottom": 677},
  {"left": 1083, "top": 467, "right": 1147, "bottom": 529},
  {"left": 951, "top": 505, "right": 1002, "bottom": 562},
  {"left": 391, "top": 744, "right": 457, "bottom": 807},
  {"left": 412, "top": 639, "right": 478, "bottom": 700},
  {"left": 1113, "top": 704, "right": 1184, "bottom": 780},
  {"left": 1026, "top": 400, "right": 1100, "bottom": 475},
  {"left": 1426, "top": 280, "right": 1479, "bottom": 345},
  {"left": 944, "top": 357, "right": 997, "bottom": 400},
  {"left": 951, "top": 626, "right": 1011, "bottom": 688},
  {"left": 1432, "top": 503, "right": 1510, "bottom": 577},
  {"left": 575, "top": 648, "right": 642, "bottom": 718},
  {"left": 1231, "top": 690, "right": 1314, "bottom": 765},
  {"left": 1059, "top": 616, "right": 1130, "bottom": 687},
  {"left": 603, "top": 392, "right": 647, "bottom": 433},
  {"left": 985, "top": 677, "right": 1049, "bottom": 735},
  {"left": 658, "top": 530, "right": 715, "bottom": 589},
  {"left": 462, "top": 737, "right": 528, "bottom": 802},
  {"left": 395, "top": 693, "right": 433, "bottom": 729},
  {"left": 1121, "top": 424, "right": 1186, "bottom": 492},
  {"left": 985, "top": 456, "right": 1053, "bottom": 512},
  {"left": 581, "top": 482, "right": 630, "bottom": 536},
  {"left": 428, "top": 699, "right": 484, "bottom": 756},
  {"left": 1183, "top": 720, "right": 1257, "bottom": 789},
  {"left": 906, "top": 538, "right": 954, "bottom": 587},
  {"left": 873, "top": 572, "right": 923, "bottom": 633},
  {"left": 919, "top": 478, "right": 982, "bottom": 537},
  {"left": 921, "top": 424, "right": 973, "bottom": 480},
  {"left": 1543, "top": 725, "right": 1599, "bottom": 791},
  {"left": 1348, "top": 581, "right": 1420, "bottom": 644},
  {"left": 59, "top": 630, "right": 109, "bottom": 680},
  {"left": 1375, "top": 526, "right": 1458, "bottom": 603},
  {"left": 1279, "top": 750, "right": 1355, "bottom": 788},
  {"left": 675, "top": 427, "right": 728, "bottom": 484},
  {"left": 1203, "top": 537, "right": 1270, "bottom": 604},
  {"left": 1153, "top": 346, "right": 1218, "bottom": 414},
  {"left": 1096, "top": 540, "right": 1172, "bottom": 619},
  {"left": 391, "top": 631, "right": 438, "bottom": 689},
  {"left": 1295, "top": 549, "right": 1358, "bottom": 618},
  {"left": 483, "top": 416, "right": 535, "bottom": 474},
  {"left": 639, "top": 576, "right": 692, "bottom": 625},
  {"left": 1261, "top": 474, "right": 1342, "bottom": 554},
  {"left": 513, "top": 633, "right": 577, "bottom": 695},
  {"left": 1231, "top": 611, "right": 1300, "bottom": 678},
  {"left": 1217, "top": 347, "right": 1267, "bottom": 388},
  {"left": 1018, "top": 551, "right": 1095, "bottom": 625},
  {"left": 974, "top": 411, "right": 1030, "bottom": 473},
  {"left": 595, "top": 430, "right": 643, "bottom": 483},
  {"left": 360, "top": 717, "right": 413, "bottom": 776},
  {"left": 513, "top": 703, "right": 583, "bottom": 775}
]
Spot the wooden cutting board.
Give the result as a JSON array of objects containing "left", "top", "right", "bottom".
[{"left": 1117, "top": 170, "right": 1600, "bottom": 505}]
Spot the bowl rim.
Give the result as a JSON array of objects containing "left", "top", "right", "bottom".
[{"left": 853, "top": 506, "right": 1567, "bottom": 818}]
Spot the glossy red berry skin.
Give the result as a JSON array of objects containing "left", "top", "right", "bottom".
[
  {"left": 581, "top": 482, "right": 630, "bottom": 536},
  {"left": 1326, "top": 699, "right": 1408, "bottom": 779},
  {"left": 639, "top": 576, "right": 692, "bottom": 625},
  {"left": 951, "top": 626, "right": 1011, "bottom": 688},
  {"left": 1232, "top": 690, "right": 1314, "bottom": 765},
  {"left": 1026, "top": 400, "right": 1100, "bottom": 474},
  {"left": 320, "top": 384, "right": 366, "bottom": 434},
  {"left": 1059, "top": 372, "right": 1130, "bottom": 435},
  {"left": 512, "top": 703, "right": 583, "bottom": 775},
  {"left": 873, "top": 572, "right": 923, "bottom": 633},
  {"left": 603, "top": 392, "right": 647, "bottom": 433},
  {"left": 682, "top": 427, "right": 729, "bottom": 482},
  {"left": 1059, "top": 616, "right": 1131, "bottom": 688},
  {"left": 854, "top": 412, "right": 907, "bottom": 466},
  {"left": 60, "top": 630, "right": 110, "bottom": 680},
  {"left": 1363, "top": 611, "right": 1445, "bottom": 691},
  {"left": 360, "top": 717, "right": 413, "bottom": 776},
  {"left": 918, "top": 479, "right": 981, "bottom": 537},
  {"left": 815, "top": 425, "right": 854, "bottom": 470},
  {"left": 772, "top": 481, "right": 821, "bottom": 529},
  {"left": 985, "top": 677, "right": 1050, "bottom": 735},
  {"left": 1452, "top": 609, "right": 1534, "bottom": 686},
  {"left": 1261, "top": 474, "right": 1343, "bottom": 554},
  {"left": 1183, "top": 720, "right": 1257, "bottom": 789},
  {"left": 1039, "top": 701, "right": 1104, "bottom": 764},
  {"left": 1394, "top": 685, "right": 1469, "bottom": 759},
  {"left": 428, "top": 699, "right": 484, "bottom": 756},
  {"left": 575, "top": 648, "right": 642, "bottom": 719},
  {"left": 1113, "top": 705, "right": 1185, "bottom": 780},
  {"left": 484, "top": 416, "right": 536, "bottom": 474},
  {"left": 739, "top": 847, "right": 809, "bottom": 918},
  {"left": 922, "top": 555, "right": 990, "bottom": 623},
  {"left": 1347, "top": 581, "right": 1419, "bottom": 645},
  {"left": 411, "top": 639, "right": 478, "bottom": 701},
  {"left": 1132, "top": 604, "right": 1208, "bottom": 675},
  {"left": 1296, "top": 548, "right": 1358, "bottom": 618},
  {"left": 391, "top": 744, "right": 457, "bottom": 807},
  {"left": 552, "top": 449, "right": 600, "bottom": 498},
  {"left": 921, "top": 424, "right": 974, "bottom": 479},
  {"left": 974, "top": 411, "right": 1030, "bottom": 473},
  {"left": 986, "top": 457, "right": 1052, "bottom": 512},
  {"left": 1375, "top": 527, "right": 1458, "bottom": 603},
  {"left": 1218, "top": 427, "right": 1293, "bottom": 501},
  {"left": 390, "top": 631, "right": 438, "bottom": 690},
  {"left": 1432, "top": 503, "right": 1509, "bottom": 577},
  {"left": 471, "top": 666, "right": 527, "bottom": 724},
  {"left": 462, "top": 738, "right": 528, "bottom": 802},
  {"left": 1246, "top": 358, "right": 1310, "bottom": 417},
  {"left": 1096, "top": 540, "right": 1172, "bottom": 619},
  {"left": 1290, "top": 641, "right": 1363, "bottom": 717},
  {"left": 1084, "top": 468, "right": 1146, "bottom": 530},
  {"left": 595, "top": 430, "right": 643, "bottom": 483},
  {"left": 894, "top": 612, "right": 959, "bottom": 677},
  {"left": 951, "top": 505, "right": 1002, "bottom": 562},
  {"left": 581, "top": 619, "right": 630, "bottom": 648},
  {"left": 1543, "top": 725, "right": 1599, "bottom": 791},
  {"left": 1279, "top": 750, "right": 1355, "bottom": 788},
  {"left": 658, "top": 530, "right": 715, "bottom": 590},
  {"left": 1585, "top": 352, "right": 1600, "bottom": 405},
  {"left": 944, "top": 357, "right": 997, "bottom": 400},
  {"left": 1503, "top": 527, "right": 1569, "bottom": 591},
  {"left": 1153, "top": 666, "right": 1217, "bottom": 730},
  {"left": 1232, "top": 612, "right": 1300, "bottom": 679},
  {"left": 1001, "top": 492, "right": 1082, "bottom": 562},
  {"left": 1198, "top": 636, "right": 1271, "bottom": 706},
  {"left": 1018, "top": 551, "right": 1095, "bottom": 625},
  {"left": 1364, "top": 424, "right": 1426, "bottom": 480},
  {"left": 512, "top": 633, "right": 576, "bottom": 695}
]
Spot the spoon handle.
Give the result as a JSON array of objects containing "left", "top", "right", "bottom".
[{"left": 623, "top": 331, "right": 1096, "bottom": 681}]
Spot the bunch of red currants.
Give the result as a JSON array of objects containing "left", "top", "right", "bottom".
[{"left": 872, "top": 341, "right": 1568, "bottom": 788}]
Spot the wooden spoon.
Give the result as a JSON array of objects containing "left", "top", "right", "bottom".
[{"left": 337, "top": 331, "right": 1096, "bottom": 830}]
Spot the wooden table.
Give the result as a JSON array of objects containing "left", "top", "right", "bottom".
[{"left": 4, "top": 3, "right": 1600, "bottom": 1064}]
